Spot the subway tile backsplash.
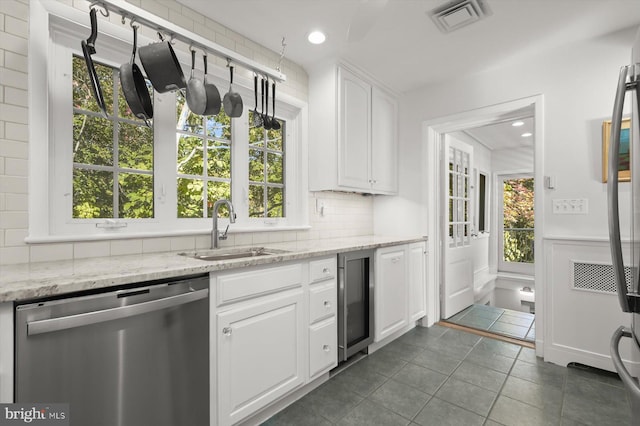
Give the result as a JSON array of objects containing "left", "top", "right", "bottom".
[{"left": 0, "top": 0, "right": 373, "bottom": 266}]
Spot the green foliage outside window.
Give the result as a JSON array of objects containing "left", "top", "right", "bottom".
[
  {"left": 72, "top": 56, "right": 153, "bottom": 219},
  {"left": 503, "top": 178, "right": 534, "bottom": 263}
]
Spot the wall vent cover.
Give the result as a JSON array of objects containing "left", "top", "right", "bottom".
[
  {"left": 428, "top": 0, "right": 492, "bottom": 34},
  {"left": 572, "top": 261, "right": 634, "bottom": 294}
]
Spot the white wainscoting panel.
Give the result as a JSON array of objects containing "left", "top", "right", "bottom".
[{"left": 545, "top": 237, "right": 640, "bottom": 375}]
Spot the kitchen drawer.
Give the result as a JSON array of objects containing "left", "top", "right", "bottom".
[
  {"left": 309, "top": 257, "right": 336, "bottom": 283},
  {"left": 309, "top": 282, "right": 337, "bottom": 323},
  {"left": 309, "top": 317, "right": 337, "bottom": 379},
  {"left": 215, "top": 263, "right": 303, "bottom": 306}
]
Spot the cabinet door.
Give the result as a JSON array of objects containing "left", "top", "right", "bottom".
[
  {"left": 338, "top": 67, "right": 371, "bottom": 190},
  {"left": 408, "top": 242, "right": 427, "bottom": 322},
  {"left": 371, "top": 87, "right": 398, "bottom": 193},
  {"left": 375, "top": 246, "right": 408, "bottom": 341},
  {"left": 217, "top": 291, "right": 304, "bottom": 426}
]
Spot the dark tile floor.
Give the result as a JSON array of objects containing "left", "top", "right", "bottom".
[
  {"left": 446, "top": 304, "right": 535, "bottom": 342},
  {"left": 262, "top": 325, "right": 631, "bottom": 426}
]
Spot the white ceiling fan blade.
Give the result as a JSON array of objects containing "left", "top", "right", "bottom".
[{"left": 347, "top": 0, "right": 388, "bottom": 43}]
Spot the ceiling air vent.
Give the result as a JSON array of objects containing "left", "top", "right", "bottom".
[{"left": 428, "top": 0, "right": 492, "bottom": 34}]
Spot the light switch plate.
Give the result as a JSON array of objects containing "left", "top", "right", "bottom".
[
  {"left": 552, "top": 198, "right": 588, "bottom": 214},
  {"left": 316, "top": 198, "right": 326, "bottom": 216}
]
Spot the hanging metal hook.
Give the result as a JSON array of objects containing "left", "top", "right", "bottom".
[
  {"left": 277, "top": 37, "right": 287, "bottom": 72},
  {"left": 226, "top": 58, "right": 232, "bottom": 68},
  {"left": 89, "top": 1, "right": 109, "bottom": 17},
  {"left": 129, "top": 17, "right": 139, "bottom": 29}
]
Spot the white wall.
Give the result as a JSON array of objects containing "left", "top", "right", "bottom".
[
  {"left": 374, "top": 25, "right": 640, "bottom": 369},
  {"left": 376, "top": 27, "right": 636, "bottom": 239},
  {"left": 492, "top": 146, "right": 534, "bottom": 173}
]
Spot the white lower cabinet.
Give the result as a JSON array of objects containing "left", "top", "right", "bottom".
[
  {"left": 213, "top": 256, "right": 338, "bottom": 426},
  {"left": 308, "top": 257, "right": 338, "bottom": 381},
  {"left": 375, "top": 246, "right": 408, "bottom": 341},
  {"left": 375, "top": 241, "right": 427, "bottom": 342},
  {"left": 408, "top": 242, "right": 427, "bottom": 322},
  {"left": 217, "top": 290, "right": 304, "bottom": 426}
]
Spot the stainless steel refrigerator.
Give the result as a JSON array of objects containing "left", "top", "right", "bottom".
[{"left": 608, "top": 27, "right": 640, "bottom": 420}]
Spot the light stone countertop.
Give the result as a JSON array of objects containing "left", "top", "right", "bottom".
[{"left": 0, "top": 235, "right": 426, "bottom": 303}]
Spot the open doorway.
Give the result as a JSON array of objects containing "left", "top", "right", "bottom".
[{"left": 424, "top": 96, "right": 543, "bottom": 348}]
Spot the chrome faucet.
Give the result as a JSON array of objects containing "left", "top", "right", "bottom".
[{"left": 211, "top": 199, "right": 236, "bottom": 249}]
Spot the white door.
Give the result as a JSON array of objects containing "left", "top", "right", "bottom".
[{"left": 442, "top": 136, "right": 474, "bottom": 319}]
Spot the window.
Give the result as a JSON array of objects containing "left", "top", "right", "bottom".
[
  {"left": 72, "top": 56, "right": 154, "bottom": 220},
  {"left": 448, "top": 146, "right": 471, "bottom": 247},
  {"left": 32, "top": 7, "right": 307, "bottom": 242},
  {"left": 477, "top": 171, "right": 488, "bottom": 233},
  {"left": 248, "top": 111, "right": 285, "bottom": 218},
  {"left": 176, "top": 95, "right": 232, "bottom": 218},
  {"left": 499, "top": 175, "right": 534, "bottom": 274}
]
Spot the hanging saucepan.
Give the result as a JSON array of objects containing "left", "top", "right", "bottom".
[
  {"left": 271, "top": 81, "right": 281, "bottom": 130},
  {"left": 202, "top": 54, "right": 221, "bottom": 116},
  {"left": 186, "top": 48, "right": 207, "bottom": 115},
  {"left": 81, "top": 8, "right": 108, "bottom": 118},
  {"left": 222, "top": 64, "right": 243, "bottom": 118},
  {"left": 138, "top": 33, "right": 186, "bottom": 93},
  {"left": 119, "top": 22, "right": 153, "bottom": 124}
]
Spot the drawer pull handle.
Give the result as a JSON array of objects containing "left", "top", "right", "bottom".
[
  {"left": 322, "top": 267, "right": 330, "bottom": 274},
  {"left": 323, "top": 344, "right": 330, "bottom": 352},
  {"left": 392, "top": 257, "right": 400, "bottom": 263},
  {"left": 324, "top": 301, "right": 331, "bottom": 309},
  {"left": 222, "top": 327, "right": 233, "bottom": 336}
]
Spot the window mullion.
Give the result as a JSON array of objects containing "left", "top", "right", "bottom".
[
  {"left": 112, "top": 70, "right": 120, "bottom": 219},
  {"left": 203, "top": 117, "right": 209, "bottom": 217}
]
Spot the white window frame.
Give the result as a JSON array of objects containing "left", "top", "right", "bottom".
[
  {"left": 476, "top": 169, "right": 490, "bottom": 235},
  {"left": 28, "top": 1, "right": 308, "bottom": 242},
  {"left": 497, "top": 172, "right": 534, "bottom": 275}
]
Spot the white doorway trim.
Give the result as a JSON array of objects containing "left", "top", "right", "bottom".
[{"left": 423, "top": 95, "right": 545, "bottom": 356}]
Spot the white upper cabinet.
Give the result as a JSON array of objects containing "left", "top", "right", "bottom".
[
  {"left": 371, "top": 87, "right": 399, "bottom": 193},
  {"left": 338, "top": 67, "right": 371, "bottom": 189},
  {"left": 309, "top": 63, "right": 398, "bottom": 194}
]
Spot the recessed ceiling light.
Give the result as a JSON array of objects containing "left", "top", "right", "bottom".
[
  {"left": 512, "top": 121, "right": 524, "bottom": 127},
  {"left": 307, "top": 31, "right": 326, "bottom": 45},
  {"left": 521, "top": 132, "right": 533, "bottom": 138}
]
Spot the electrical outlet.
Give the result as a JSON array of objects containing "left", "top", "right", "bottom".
[
  {"left": 552, "top": 198, "right": 588, "bottom": 214},
  {"left": 316, "top": 198, "right": 326, "bottom": 216}
]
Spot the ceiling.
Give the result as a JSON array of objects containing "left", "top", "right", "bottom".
[
  {"left": 455, "top": 106, "right": 534, "bottom": 151},
  {"left": 179, "top": 0, "right": 640, "bottom": 94}
]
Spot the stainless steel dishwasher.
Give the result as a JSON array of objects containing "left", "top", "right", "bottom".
[{"left": 14, "top": 274, "right": 209, "bottom": 426}]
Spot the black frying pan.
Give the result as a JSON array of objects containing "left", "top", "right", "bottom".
[
  {"left": 81, "top": 8, "right": 108, "bottom": 118},
  {"left": 120, "top": 23, "right": 153, "bottom": 124}
]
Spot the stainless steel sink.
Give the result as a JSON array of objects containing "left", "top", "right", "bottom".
[{"left": 180, "top": 247, "right": 288, "bottom": 262}]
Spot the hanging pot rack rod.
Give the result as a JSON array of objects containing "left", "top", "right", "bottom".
[{"left": 87, "top": 0, "right": 286, "bottom": 82}]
